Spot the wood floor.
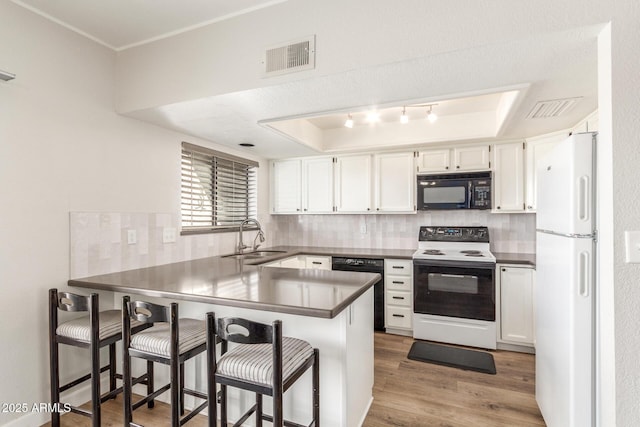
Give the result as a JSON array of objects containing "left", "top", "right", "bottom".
[
  {"left": 43, "top": 332, "right": 545, "bottom": 426},
  {"left": 363, "top": 333, "right": 545, "bottom": 427}
]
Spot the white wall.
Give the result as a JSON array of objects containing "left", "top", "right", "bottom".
[
  {"left": 609, "top": 3, "right": 640, "bottom": 424},
  {"left": 0, "top": 3, "right": 269, "bottom": 425}
]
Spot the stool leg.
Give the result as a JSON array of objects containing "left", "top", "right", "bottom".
[
  {"left": 313, "top": 349, "right": 320, "bottom": 427},
  {"left": 90, "top": 347, "right": 101, "bottom": 426},
  {"left": 146, "top": 361, "right": 155, "bottom": 408},
  {"left": 49, "top": 290, "right": 61, "bottom": 427},
  {"left": 220, "top": 384, "right": 227, "bottom": 427},
  {"left": 170, "top": 356, "right": 180, "bottom": 427},
  {"left": 123, "top": 345, "right": 132, "bottom": 426},
  {"left": 180, "top": 363, "right": 185, "bottom": 416},
  {"left": 255, "top": 393, "right": 263, "bottom": 427},
  {"left": 49, "top": 337, "right": 60, "bottom": 427},
  {"left": 109, "top": 343, "right": 117, "bottom": 396}
]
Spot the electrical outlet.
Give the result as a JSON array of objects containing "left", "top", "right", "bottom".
[
  {"left": 360, "top": 223, "right": 367, "bottom": 234},
  {"left": 127, "top": 229, "right": 137, "bottom": 245},
  {"left": 624, "top": 231, "right": 640, "bottom": 263},
  {"left": 163, "top": 227, "right": 177, "bottom": 243}
]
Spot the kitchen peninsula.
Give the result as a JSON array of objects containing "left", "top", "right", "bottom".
[{"left": 68, "top": 252, "right": 380, "bottom": 427}]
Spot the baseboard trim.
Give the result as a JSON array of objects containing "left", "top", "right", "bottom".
[{"left": 357, "top": 396, "right": 374, "bottom": 427}]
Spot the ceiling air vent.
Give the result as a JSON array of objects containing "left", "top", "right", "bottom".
[
  {"left": 263, "top": 35, "right": 315, "bottom": 77},
  {"left": 526, "top": 97, "right": 583, "bottom": 119}
]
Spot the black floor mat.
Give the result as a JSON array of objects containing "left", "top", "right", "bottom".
[{"left": 407, "top": 341, "right": 497, "bottom": 375}]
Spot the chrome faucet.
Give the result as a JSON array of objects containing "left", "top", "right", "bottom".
[{"left": 237, "top": 219, "right": 265, "bottom": 254}]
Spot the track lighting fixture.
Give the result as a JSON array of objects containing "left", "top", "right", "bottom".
[
  {"left": 400, "top": 107, "right": 409, "bottom": 124},
  {"left": 344, "top": 113, "right": 354, "bottom": 128},
  {"left": 427, "top": 105, "right": 438, "bottom": 123}
]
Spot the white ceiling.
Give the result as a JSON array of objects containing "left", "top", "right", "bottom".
[
  {"left": 11, "top": 1, "right": 601, "bottom": 159},
  {"left": 11, "top": 0, "right": 287, "bottom": 50}
]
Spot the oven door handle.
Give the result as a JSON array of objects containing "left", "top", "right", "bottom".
[{"left": 438, "top": 273, "right": 479, "bottom": 280}]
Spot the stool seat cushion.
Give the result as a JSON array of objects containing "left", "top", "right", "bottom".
[
  {"left": 217, "top": 337, "right": 313, "bottom": 386},
  {"left": 56, "top": 310, "right": 140, "bottom": 343},
  {"left": 130, "top": 318, "right": 206, "bottom": 357}
]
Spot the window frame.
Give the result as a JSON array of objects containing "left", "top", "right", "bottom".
[{"left": 180, "top": 142, "right": 259, "bottom": 235}]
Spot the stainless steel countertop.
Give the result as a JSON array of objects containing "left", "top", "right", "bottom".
[{"left": 69, "top": 249, "right": 382, "bottom": 319}]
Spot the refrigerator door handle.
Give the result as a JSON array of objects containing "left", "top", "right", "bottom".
[
  {"left": 579, "top": 251, "right": 590, "bottom": 297},
  {"left": 578, "top": 175, "right": 590, "bottom": 222}
]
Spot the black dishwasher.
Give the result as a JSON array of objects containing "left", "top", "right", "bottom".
[{"left": 331, "top": 257, "right": 384, "bottom": 331}]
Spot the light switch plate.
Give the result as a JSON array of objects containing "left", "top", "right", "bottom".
[
  {"left": 163, "top": 227, "right": 177, "bottom": 243},
  {"left": 624, "top": 231, "right": 640, "bottom": 263},
  {"left": 127, "top": 229, "right": 137, "bottom": 245}
]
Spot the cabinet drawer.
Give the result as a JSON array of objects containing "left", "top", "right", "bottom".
[
  {"left": 386, "top": 275, "right": 412, "bottom": 291},
  {"left": 384, "top": 259, "right": 412, "bottom": 276},
  {"left": 387, "top": 290, "right": 412, "bottom": 308},
  {"left": 386, "top": 306, "right": 412, "bottom": 329},
  {"left": 305, "top": 255, "right": 331, "bottom": 270}
]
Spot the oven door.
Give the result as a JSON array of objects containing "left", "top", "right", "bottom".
[
  {"left": 417, "top": 177, "right": 470, "bottom": 210},
  {"left": 413, "top": 259, "right": 495, "bottom": 321}
]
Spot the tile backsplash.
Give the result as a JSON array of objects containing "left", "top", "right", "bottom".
[
  {"left": 268, "top": 212, "right": 536, "bottom": 254},
  {"left": 69, "top": 212, "right": 273, "bottom": 279},
  {"left": 70, "top": 211, "right": 534, "bottom": 279}
]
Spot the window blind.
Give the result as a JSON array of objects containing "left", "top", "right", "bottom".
[{"left": 181, "top": 142, "right": 258, "bottom": 232}]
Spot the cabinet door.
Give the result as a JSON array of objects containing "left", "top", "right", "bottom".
[
  {"left": 417, "top": 149, "right": 450, "bottom": 173},
  {"left": 302, "top": 158, "right": 334, "bottom": 213},
  {"left": 272, "top": 160, "right": 301, "bottom": 213},
  {"left": 305, "top": 255, "right": 331, "bottom": 270},
  {"left": 454, "top": 146, "right": 490, "bottom": 171},
  {"left": 374, "top": 152, "right": 415, "bottom": 212},
  {"left": 500, "top": 266, "right": 534, "bottom": 345},
  {"left": 525, "top": 134, "right": 565, "bottom": 212},
  {"left": 334, "top": 155, "right": 372, "bottom": 212},
  {"left": 492, "top": 143, "right": 525, "bottom": 212},
  {"left": 279, "top": 255, "right": 306, "bottom": 269}
]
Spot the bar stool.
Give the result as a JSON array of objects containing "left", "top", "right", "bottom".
[
  {"left": 211, "top": 315, "right": 320, "bottom": 427},
  {"left": 121, "top": 296, "right": 214, "bottom": 427},
  {"left": 48, "top": 288, "right": 151, "bottom": 427}
]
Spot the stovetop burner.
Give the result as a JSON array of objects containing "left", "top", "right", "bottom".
[
  {"left": 423, "top": 250, "right": 445, "bottom": 256},
  {"left": 413, "top": 226, "right": 496, "bottom": 263}
]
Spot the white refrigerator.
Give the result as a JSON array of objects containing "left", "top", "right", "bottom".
[{"left": 535, "top": 132, "right": 596, "bottom": 427}]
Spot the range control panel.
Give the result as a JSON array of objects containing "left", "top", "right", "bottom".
[{"left": 418, "top": 226, "right": 490, "bottom": 243}]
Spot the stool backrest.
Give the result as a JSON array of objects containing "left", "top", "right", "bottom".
[
  {"left": 51, "top": 289, "right": 95, "bottom": 313},
  {"left": 126, "top": 300, "right": 173, "bottom": 324},
  {"left": 216, "top": 317, "right": 280, "bottom": 345}
]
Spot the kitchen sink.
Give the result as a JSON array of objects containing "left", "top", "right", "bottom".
[{"left": 222, "top": 250, "right": 287, "bottom": 259}]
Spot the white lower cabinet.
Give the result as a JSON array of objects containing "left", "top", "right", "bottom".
[
  {"left": 261, "top": 255, "right": 331, "bottom": 270},
  {"left": 498, "top": 264, "right": 535, "bottom": 347},
  {"left": 384, "top": 258, "right": 413, "bottom": 334}
]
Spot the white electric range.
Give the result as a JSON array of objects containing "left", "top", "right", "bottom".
[{"left": 412, "top": 226, "right": 497, "bottom": 349}]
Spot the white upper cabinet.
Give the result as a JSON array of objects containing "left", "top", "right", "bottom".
[
  {"left": 271, "top": 159, "right": 302, "bottom": 213},
  {"left": 454, "top": 146, "right": 490, "bottom": 171},
  {"left": 525, "top": 132, "right": 566, "bottom": 212},
  {"left": 417, "top": 145, "right": 490, "bottom": 173},
  {"left": 374, "top": 152, "right": 415, "bottom": 212},
  {"left": 492, "top": 142, "right": 525, "bottom": 212},
  {"left": 302, "top": 157, "right": 334, "bottom": 213},
  {"left": 334, "top": 154, "right": 372, "bottom": 212},
  {"left": 417, "top": 149, "right": 451, "bottom": 173}
]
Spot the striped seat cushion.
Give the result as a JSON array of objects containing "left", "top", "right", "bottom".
[
  {"left": 56, "top": 310, "right": 141, "bottom": 343},
  {"left": 130, "top": 318, "right": 206, "bottom": 357},
  {"left": 217, "top": 337, "right": 313, "bottom": 386}
]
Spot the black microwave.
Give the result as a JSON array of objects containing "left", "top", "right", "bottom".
[{"left": 417, "top": 172, "right": 491, "bottom": 210}]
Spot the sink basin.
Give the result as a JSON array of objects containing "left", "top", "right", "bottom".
[{"left": 222, "top": 250, "right": 287, "bottom": 259}]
